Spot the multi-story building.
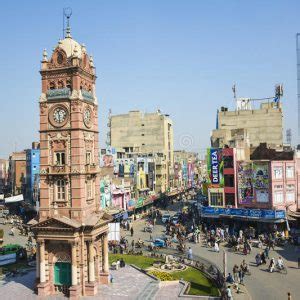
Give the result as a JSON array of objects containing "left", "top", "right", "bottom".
[
  {"left": 31, "top": 25, "right": 111, "bottom": 298},
  {"left": 25, "top": 142, "right": 40, "bottom": 204},
  {"left": 8, "top": 151, "right": 26, "bottom": 195},
  {"left": 0, "top": 159, "right": 9, "bottom": 194},
  {"left": 110, "top": 110, "right": 174, "bottom": 192},
  {"left": 211, "top": 100, "right": 283, "bottom": 150}
]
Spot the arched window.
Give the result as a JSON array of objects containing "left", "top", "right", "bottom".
[
  {"left": 57, "top": 179, "right": 65, "bottom": 201},
  {"left": 57, "top": 80, "right": 64, "bottom": 89},
  {"left": 49, "top": 81, "right": 56, "bottom": 90},
  {"left": 55, "top": 152, "right": 65, "bottom": 166}
]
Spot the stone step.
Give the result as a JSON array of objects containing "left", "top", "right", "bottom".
[{"left": 136, "top": 281, "right": 160, "bottom": 300}]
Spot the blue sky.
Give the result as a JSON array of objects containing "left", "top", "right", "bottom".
[{"left": 0, "top": 0, "right": 299, "bottom": 158}]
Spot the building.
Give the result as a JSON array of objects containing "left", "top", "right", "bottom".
[
  {"left": 110, "top": 110, "right": 174, "bottom": 192},
  {"left": 31, "top": 25, "right": 112, "bottom": 298},
  {"left": 0, "top": 159, "right": 9, "bottom": 194},
  {"left": 25, "top": 142, "right": 40, "bottom": 204},
  {"left": 7, "top": 151, "right": 26, "bottom": 195},
  {"left": 203, "top": 144, "right": 300, "bottom": 229},
  {"left": 211, "top": 100, "right": 283, "bottom": 150}
]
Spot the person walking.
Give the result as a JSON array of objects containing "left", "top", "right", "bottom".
[
  {"left": 264, "top": 246, "right": 269, "bottom": 259},
  {"left": 226, "top": 285, "right": 233, "bottom": 300},
  {"left": 233, "top": 264, "right": 239, "bottom": 283},
  {"left": 238, "top": 267, "right": 244, "bottom": 285},
  {"left": 261, "top": 252, "right": 266, "bottom": 265},
  {"left": 188, "top": 247, "right": 193, "bottom": 260},
  {"left": 130, "top": 227, "right": 134, "bottom": 237}
]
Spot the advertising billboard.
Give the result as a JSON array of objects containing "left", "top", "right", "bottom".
[
  {"left": 237, "top": 162, "right": 254, "bottom": 204},
  {"left": 207, "top": 148, "right": 224, "bottom": 187},
  {"left": 237, "top": 162, "right": 270, "bottom": 204},
  {"left": 253, "top": 163, "right": 269, "bottom": 203}
]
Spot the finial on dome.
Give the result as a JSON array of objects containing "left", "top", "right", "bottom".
[
  {"left": 82, "top": 43, "right": 86, "bottom": 53},
  {"left": 89, "top": 55, "right": 94, "bottom": 67},
  {"left": 66, "top": 26, "right": 72, "bottom": 38},
  {"left": 42, "top": 49, "right": 48, "bottom": 62}
]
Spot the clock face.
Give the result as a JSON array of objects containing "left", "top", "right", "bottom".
[
  {"left": 83, "top": 108, "right": 92, "bottom": 127},
  {"left": 53, "top": 107, "right": 67, "bottom": 123}
]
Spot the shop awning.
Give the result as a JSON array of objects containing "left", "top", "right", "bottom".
[{"left": 5, "top": 194, "right": 24, "bottom": 203}]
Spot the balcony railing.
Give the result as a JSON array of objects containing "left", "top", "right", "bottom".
[
  {"left": 85, "top": 164, "right": 98, "bottom": 173},
  {"left": 49, "top": 165, "right": 68, "bottom": 174}
]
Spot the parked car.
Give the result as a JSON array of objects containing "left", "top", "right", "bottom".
[
  {"left": 171, "top": 216, "right": 179, "bottom": 225},
  {"left": 152, "top": 239, "right": 166, "bottom": 248},
  {"left": 161, "top": 214, "right": 171, "bottom": 223}
]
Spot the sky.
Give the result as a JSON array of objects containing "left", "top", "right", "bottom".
[{"left": 0, "top": 0, "right": 299, "bottom": 158}]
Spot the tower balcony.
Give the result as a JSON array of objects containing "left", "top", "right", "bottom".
[
  {"left": 85, "top": 163, "right": 98, "bottom": 174},
  {"left": 49, "top": 165, "right": 69, "bottom": 174}
]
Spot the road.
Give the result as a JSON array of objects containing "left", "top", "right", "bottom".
[{"left": 123, "top": 201, "right": 300, "bottom": 300}]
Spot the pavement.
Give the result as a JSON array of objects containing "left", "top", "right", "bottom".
[
  {"left": 1, "top": 204, "right": 300, "bottom": 300},
  {"left": 123, "top": 201, "right": 300, "bottom": 300}
]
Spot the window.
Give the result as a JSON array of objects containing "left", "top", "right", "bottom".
[
  {"left": 273, "top": 167, "right": 283, "bottom": 179},
  {"left": 273, "top": 192, "right": 283, "bottom": 204},
  {"left": 286, "top": 166, "right": 294, "bottom": 179},
  {"left": 210, "top": 192, "right": 223, "bottom": 206},
  {"left": 286, "top": 192, "right": 295, "bottom": 202},
  {"left": 57, "top": 179, "right": 65, "bottom": 201},
  {"left": 87, "top": 179, "right": 93, "bottom": 199},
  {"left": 274, "top": 185, "right": 283, "bottom": 189},
  {"left": 224, "top": 175, "right": 234, "bottom": 187},
  {"left": 86, "top": 151, "right": 92, "bottom": 165},
  {"left": 55, "top": 152, "right": 65, "bottom": 166}
]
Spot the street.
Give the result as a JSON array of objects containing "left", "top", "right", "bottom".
[{"left": 122, "top": 201, "right": 300, "bottom": 300}]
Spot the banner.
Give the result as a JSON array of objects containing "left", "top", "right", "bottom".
[{"left": 237, "top": 162, "right": 254, "bottom": 204}]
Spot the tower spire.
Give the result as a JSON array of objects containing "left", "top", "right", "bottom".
[{"left": 63, "top": 7, "right": 72, "bottom": 38}]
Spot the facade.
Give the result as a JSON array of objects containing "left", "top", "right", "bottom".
[
  {"left": 0, "top": 159, "right": 9, "bottom": 194},
  {"left": 31, "top": 26, "right": 112, "bottom": 298},
  {"left": 110, "top": 110, "right": 174, "bottom": 191},
  {"left": 25, "top": 142, "right": 40, "bottom": 204},
  {"left": 7, "top": 151, "right": 26, "bottom": 195},
  {"left": 211, "top": 100, "right": 283, "bottom": 150},
  {"left": 204, "top": 144, "right": 299, "bottom": 226}
]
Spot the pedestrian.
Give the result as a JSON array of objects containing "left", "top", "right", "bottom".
[
  {"left": 226, "top": 285, "right": 233, "bottom": 300},
  {"left": 261, "top": 252, "right": 266, "bottom": 264},
  {"left": 238, "top": 267, "right": 244, "bottom": 285},
  {"left": 264, "top": 246, "right": 269, "bottom": 259},
  {"left": 130, "top": 227, "right": 134, "bottom": 237},
  {"left": 131, "top": 240, "right": 135, "bottom": 250},
  {"left": 214, "top": 241, "right": 220, "bottom": 252},
  {"left": 233, "top": 264, "right": 239, "bottom": 283},
  {"left": 188, "top": 247, "right": 193, "bottom": 260},
  {"left": 288, "top": 292, "right": 292, "bottom": 300}
]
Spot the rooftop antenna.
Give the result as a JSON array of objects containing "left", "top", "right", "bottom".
[
  {"left": 232, "top": 83, "right": 237, "bottom": 101},
  {"left": 63, "top": 7, "right": 72, "bottom": 38}
]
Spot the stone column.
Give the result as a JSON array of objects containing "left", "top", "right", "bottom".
[
  {"left": 103, "top": 234, "right": 109, "bottom": 273},
  {"left": 36, "top": 242, "right": 40, "bottom": 280},
  {"left": 88, "top": 241, "right": 95, "bottom": 282},
  {"left": 71, "top": 242, "right": 78, "bottom": 286},
  {"left": 39, "top": 240, "right": 46, "bottom": 283}
]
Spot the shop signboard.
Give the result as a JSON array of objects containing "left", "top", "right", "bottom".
[
  {"left": 201, "top": 206, "right": 285, "bottom": 220},
  {"left": 207, "top": 148, "right": 224, "bottom": 187}
]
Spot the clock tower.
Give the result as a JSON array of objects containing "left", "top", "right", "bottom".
[{"left": 31, "top": 26, "right": 112, "bottom": 298}]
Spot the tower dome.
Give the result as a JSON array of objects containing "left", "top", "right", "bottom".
[{"left": 56, "top": 26, "right": 84, "bottom": 58}]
